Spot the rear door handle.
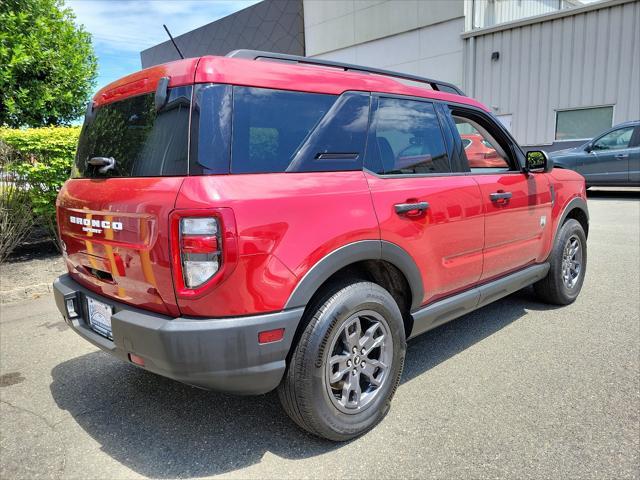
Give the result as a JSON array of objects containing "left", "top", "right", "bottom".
[
  {"left": 490, "top": 191, "right": 512, "bottom": 202},
  {"left": 394, "top": 202, "right": 429, "bottom": 215},
  {"left": 614, "top": 154, "right": 629, "bottom": 159}
]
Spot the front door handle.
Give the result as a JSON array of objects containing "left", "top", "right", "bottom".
[
  {"left": 394, "top": 201, "right": 429, "bottom": 216},
  {"left": 490, "top": 191, "right": 512, "bottom": 202},
  {"left": 614, "top": 153, "right": 629, "bottom": 159}
]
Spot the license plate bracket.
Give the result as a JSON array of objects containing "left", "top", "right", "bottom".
[{"left": 87, "top": 297, "right": 113, "bottom": 339}]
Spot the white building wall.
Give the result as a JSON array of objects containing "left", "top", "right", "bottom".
[
  {"left": 303, "top": 0, "right": 465, "bottom": 86},
  {"left": 463, "top": 0, "right": 640, "bottom": 146},
  {"left": 303, "top": 0, "right": 464, "bottom": 56},
  {"left": 310, "top": 17, "right": 466, "bottom": 87}
]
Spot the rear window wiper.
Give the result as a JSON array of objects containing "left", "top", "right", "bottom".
[{"left": 88, "top": 157, "right": 116, "bottom": 174}]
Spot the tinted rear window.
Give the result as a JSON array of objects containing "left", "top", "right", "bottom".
[
  {"left": 231, "top": 87, "right": 337, "bottom": 174},
  {"left": 73, "top": 86, "right": 191, "bottom": 178}
]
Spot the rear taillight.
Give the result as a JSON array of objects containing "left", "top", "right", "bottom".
[
  {"left": 180, "top": 217, "right": 221, "bottom": 288},
  {"left": 170, "top": 209, "right": 238, "bottom": 298}
]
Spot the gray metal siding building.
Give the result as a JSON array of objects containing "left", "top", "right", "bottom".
[
  {"left": 463, "top": 0, "right": 640, "bottom": 147},
  {"left": 140, "top": 0, "right": 640, "bottom": 150}
]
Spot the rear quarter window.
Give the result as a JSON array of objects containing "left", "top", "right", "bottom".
[
  {"left": 231, "top": 87, "right": 335, "bottom": 174},
  {"left": 228, "top": 87, "right": 369, "bottom": 174}
]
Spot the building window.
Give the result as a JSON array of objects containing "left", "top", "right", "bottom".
[{"left": 555, "top": 106, "right": 614, "bottom": 141}]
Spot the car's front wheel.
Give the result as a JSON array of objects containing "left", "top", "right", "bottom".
[
  {"left": 278, "top": 280, "right": 406, "bottom": 441},
  {"left": 534, "top": 218, "right": 587, "bottom": 305}
]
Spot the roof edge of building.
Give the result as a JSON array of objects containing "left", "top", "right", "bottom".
[{"left": 461, "top": 0, "right": 636, "bottom": 39}]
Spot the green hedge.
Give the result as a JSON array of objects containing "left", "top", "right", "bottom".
[{"left": 0, "top": 126, "right": 80, "bottom": 242}]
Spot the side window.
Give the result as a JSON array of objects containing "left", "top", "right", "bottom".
[
  {"left": 592, "top": 127, "right": 634, "bottom": 151},
  {"left": 451, "top": 113, "right": 512, "bottom": 171},
  {"left": 367, "top": 97, "right": 450, "bottom": 175},
  {"left": 231, "top": 87, "right": 336, "bottom": 173},
  {"left": 287, "top": 92, "right": 370, "bottom": 172},
  {"left": 193, "top": 84, "right": 232, "bottom": 174}
]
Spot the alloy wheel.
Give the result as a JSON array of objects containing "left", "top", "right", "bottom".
[
  {"left": 325, "top": 310, "right": 393, "bottom": 414},
  {"left": 562, "top": 234, "right": 582, "bottom": 289}
]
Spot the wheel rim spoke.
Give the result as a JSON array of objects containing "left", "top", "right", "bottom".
[
  {"left": 359, "top": 323, "right": 384, "bottom": 356},
  {"left": 361, "top": 359, "right": 386, "bottom": 387},
  {"left": 343, "top": 317, "right": 361, "bottom": 351},
  {"left": 329, "top": 354, "right": 351, "bottom": 383}
]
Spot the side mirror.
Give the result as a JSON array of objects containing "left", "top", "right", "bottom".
[
  {"left": 525, "top": 150, "right": 553, "bottom": 173},
  {"left": 584, "top": 143, "right": 593, "bottom": 153}
]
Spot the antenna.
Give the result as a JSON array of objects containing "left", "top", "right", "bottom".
[{"left": 163, "top": 24, "right": 184, "bottom": 60}]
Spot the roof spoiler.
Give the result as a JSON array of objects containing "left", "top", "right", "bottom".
[{"left": 226, "top": 49, "right": 465, "bottom": 96}]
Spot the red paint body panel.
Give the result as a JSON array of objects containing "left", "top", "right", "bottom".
[
  {"left": 57, "top": 178, "right": 182, "bottom": 317},
  {"left": 92, "top": 55, "right": 488, "bottom": 112},
  {"left": 93, "top": 58, "right": 200, "bottom": 107},
  {"left": 364, "top": 172, "right": 485, "bottom": 305},
  {"left": 173, "top": 172, "right": 379, "bottom": 316},
  {"left": 194, "top": 56, "right": 488, "bottom": 109},
  {"left": 548, "top": 168, "right": 589, "bottom": 239},
  {"left": 472, "top": 173, "right": 554, "bottom": 281}
]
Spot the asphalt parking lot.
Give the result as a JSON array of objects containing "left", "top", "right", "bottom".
[{"left": 1, "top": 189, "right": 638, "bottom": 480}]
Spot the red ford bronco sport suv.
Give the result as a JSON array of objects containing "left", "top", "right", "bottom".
[{"left": 53, "top": 50, "right": 588, "bottom": 441}]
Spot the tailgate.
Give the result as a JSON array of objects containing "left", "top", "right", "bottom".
[{"left": 57, "top": 178, "right": 182, "bottom": 316}]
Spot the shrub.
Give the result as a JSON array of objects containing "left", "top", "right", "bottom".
[
  {"left": 0, "top": 141, "right": 34, "bottom": 262},
  {"left": 0, "top": 126, "right": 80, "bottom": 245}
]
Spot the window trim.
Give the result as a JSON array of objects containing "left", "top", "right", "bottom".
[
  {"left": 630, "top": 126, "right": 640, "bottom": 148},
  {"left": 554, "top": 105, "right": 615, "bottom": 142},
  {"left": 444, "top": 103, "right": 526, "bottom": 175}
]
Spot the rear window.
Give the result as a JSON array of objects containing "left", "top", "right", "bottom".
[{"left": 73, "top": 86, "right": 191, "bottom": 178}]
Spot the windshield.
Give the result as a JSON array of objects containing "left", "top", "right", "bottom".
[{"left": 73, "top": 86, "right": 192, "bottom": 178}]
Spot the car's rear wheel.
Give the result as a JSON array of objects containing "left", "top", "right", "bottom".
[
  {"left": 278, "top": 280, "right": 406, "bottom": 441},
  {"left": 534, "top": 218, "right": 587, "bottom": 305}
]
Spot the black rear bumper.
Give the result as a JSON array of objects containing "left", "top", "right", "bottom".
[{"left": 53, "top": 274, "right": 303, "bottom": 394}]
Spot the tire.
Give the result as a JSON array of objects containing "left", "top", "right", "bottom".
[
  {"left": 278, "top": 280, "right": 406, "bottom": 441},
  {"left": 534, "top": 218, "right": 587, "bottom": 305}
]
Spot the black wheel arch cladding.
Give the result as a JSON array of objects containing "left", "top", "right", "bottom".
[{"left": 284, "top": 240, "right": 424, "bottom": 311}]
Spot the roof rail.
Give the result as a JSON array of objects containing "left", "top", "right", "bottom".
[{"left": 226, "top": 49, "right": 465, "bottom": 96}]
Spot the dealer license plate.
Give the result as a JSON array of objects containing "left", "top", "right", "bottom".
[{"left": 87, "top": 297, "right": 113, "bottom": 339}]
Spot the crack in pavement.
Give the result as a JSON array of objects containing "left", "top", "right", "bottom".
[
  {"left": 0, "top": 398, "right": 68, "bottom": 480},
  {"left": 1, "top": 399, "right": 57, "bottom": 430}
]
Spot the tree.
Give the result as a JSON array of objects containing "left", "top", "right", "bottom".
[{"left": 0, "top": 0, "right": 97, "bottom": 127}]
